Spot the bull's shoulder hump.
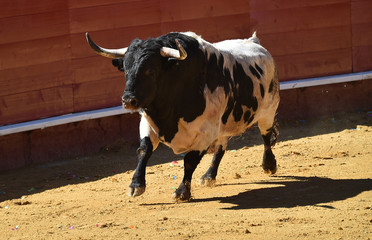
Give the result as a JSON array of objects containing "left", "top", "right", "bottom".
[
  {"left": 214, "top": 39, "right": 272, "bottom": 60},
  {"left": 181, "top": 31, "right": 208, "bottom": 46}
]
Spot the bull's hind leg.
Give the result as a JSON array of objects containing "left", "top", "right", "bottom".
[
  {"left": 258, "top": 115, "right": 279, "bottom": 174},
  {"left": 173, "top": 150, "right": 206, "bottom": 201},
  {"left": 199, "top": 145, "right": 225, "bottom": 187}
]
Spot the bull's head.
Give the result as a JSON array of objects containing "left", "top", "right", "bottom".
[{"left": 85, "top": 33, "right": 187, "bottom": 111}]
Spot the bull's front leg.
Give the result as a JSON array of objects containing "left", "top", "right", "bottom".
[
  {"left": 173, "top": 150, "right": 206, "bottom": 201},
  {"left": 128, "top": 137, "right": 153, "bottom": 197}
]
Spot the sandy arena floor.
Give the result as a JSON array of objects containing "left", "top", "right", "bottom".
[{"left": 1, "top": 111, "right": 371, "bottom": 239}]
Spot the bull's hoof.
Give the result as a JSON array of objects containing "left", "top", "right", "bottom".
[
  {"left": 263, "top": 166, "right": 277, "bottom": 174},
  {"left": 199, "top": 175, "right": 216, "bottom": 187},
  {"left": 128, "top": 184, "right": 146, "bottom": 197},
  {"left": 172, "top": 183, "right": 191, "bottom": 202},
  {"left": 262, "top": 149, "right": 277, "bottom": 174}
]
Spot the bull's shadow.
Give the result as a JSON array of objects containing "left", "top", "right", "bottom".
[{"left": 194, "top": 176, "right": 372, "bottom": 209}]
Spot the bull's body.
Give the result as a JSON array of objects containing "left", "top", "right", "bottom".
[{"left": 86, "top": 31, "right": 279, "bottom": 201}]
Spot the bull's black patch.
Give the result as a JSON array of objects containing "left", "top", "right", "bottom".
[
  {"left": 243, "top": 110, "right": 255, "bottom": 124},
  {"left": 206, "top": 52, "right": 225, "bottom": 93},
  {"left": 268, "top": 80, "right": 274, "bottom": 93},
  {"left": 206, "top": 52, "right": 233, "bottom": 97},
  {"left": 233, "top": 63, "right": 253, "bottom": 98},
  {"left": 243, "top": 111, "right": 251, "bottom": 123},
  {"left": 255, "top": 63, "right": 264, "bottom": 75},
  {"left": 233, "top": 62, "right": 258, "bottom": 112},
  {"left": 205, "top": 52, "right": 243, "bottom": 125},
  {"left": 233, "top": 103, "right": 243, "bottom": 122},
  {"left": 222, "top": 68, "right": 233, "bottom": 95},
  {"left": 221, "top": 97, "right": 234, "bottom": 124},
  {"left": 248, "top": 114, "right": 254, "bottom": 124},
  {"left": 260, "top": 83, "right": 265, "bottom": 98},
  {"left": 252, "top": 96, "right": 258, "bottom": 111},
  {"left": 249, "top": 64, "right": 261, "bottom": 80}
]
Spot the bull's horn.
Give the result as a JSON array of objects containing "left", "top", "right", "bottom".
[
  {"left": 160, "top": 39, "right": 187, "bottom": 60},
  {"left": 86, "top": 32, "right": 127, "bottom": 58}
]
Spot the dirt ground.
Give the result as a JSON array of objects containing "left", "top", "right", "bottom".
[{"left": 1, "top": 111, "right": 371, "bottom": 240}]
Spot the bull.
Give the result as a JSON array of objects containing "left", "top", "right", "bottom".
[{"left": 86, "top": 31, "right": 280, "bottom": 201}]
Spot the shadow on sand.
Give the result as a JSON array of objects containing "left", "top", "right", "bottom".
[{"left": 192, "top": 176, "right": 372, "bottom": 209}]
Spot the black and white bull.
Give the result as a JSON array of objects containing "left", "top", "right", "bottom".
[{"left": 86, "top": 31, "right": 280, "bottom": 201}]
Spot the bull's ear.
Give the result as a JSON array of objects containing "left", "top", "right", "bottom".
[{"left": 112, "top": 58, "right": 124, "bottom": 72}]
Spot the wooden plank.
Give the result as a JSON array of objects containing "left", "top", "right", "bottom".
[
  {"left": 0, "top": 60, "right": 73, "bottom": 96},
  {"left": 0, "top": 0, "right": 66, "bottom": 18},
  {"left": 249, "top": 0, "right": 349, "bottom": 12},
  {"left": 275, "top": 49, "right": 352, "bottom": 81},
  {"left": 250, "top": 2, "right": 350, "bottom": 34},
  {"left": 0, "top": 86, "right": 74, "bottom": 125},
  {"left": 351, "top": 0, "right": 372, "bottom": 24},
  {"left": 260, "top": 25, "right": 351, "bottom": 57},
  {"left": 351, "top": 22, "right": 372, "bottom": 47},
  {"left": 351, "top": 0, "right": 372, "bottom": 72},
  {"left": 71, "top": 23, "right": 162, "bottom": 59},
  {"left": 72, "top": 56, "right": 121, "bottom": 84},
  {"left": 69, "top": 0, "right": 161, "bottom": 34},
  {"left": 0, "top": 10, "right": 70, "bottom": 45},
  {"left": 352, "top": 45, "right": 372, "bottom": 72},
  {"left": 160, "top": 0, "right": 249, "bottom": 22},
  {"left": 68, "top": 0, "right": 141, "bottom": 9},
  {"left": 0, "top": 35, "right": 71, "bottom": 70},
  {"left": 73, "top": 77, "right": 124, "bottom": 112},
  {"left": 161, "top": 14, "right": 251, "bottom": 43},
  {"left": 0, "top": 133, "right": 27, "bottom": 170}
]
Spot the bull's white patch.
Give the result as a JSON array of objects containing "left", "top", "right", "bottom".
[{"left": 140, "top": 112, "right": 160, "bottom": 150}]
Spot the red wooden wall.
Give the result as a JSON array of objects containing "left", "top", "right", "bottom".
[{"left": 1, "top": 0, "right": 371, "bottom": 126}]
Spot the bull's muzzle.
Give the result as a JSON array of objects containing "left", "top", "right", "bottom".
[{"left": 122, "top": 95, "right": 139, "bottom": 111}]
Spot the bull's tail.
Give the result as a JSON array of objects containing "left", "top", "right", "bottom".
[{"left": 249, "top": 31, "right": 260, "bottom": 45}]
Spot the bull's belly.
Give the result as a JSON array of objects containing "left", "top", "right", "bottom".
[
  {"left": 165, "top": 113, "right": 253, "bottom": 154},
  {"left": 165, "top": 117, "right": 220, "bottom": 154}
]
